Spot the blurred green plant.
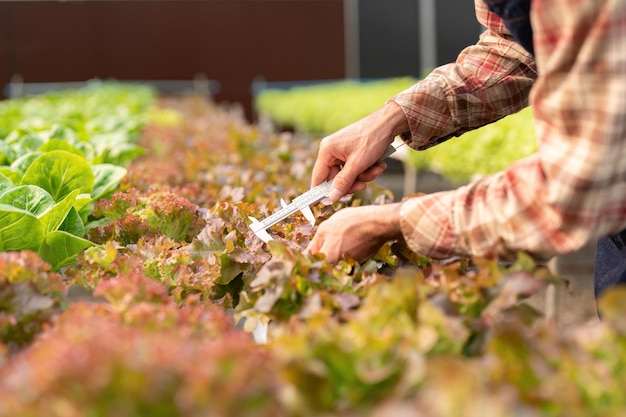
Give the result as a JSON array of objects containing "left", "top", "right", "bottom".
[
  {"left": 255, "top": 78, "right": 537, "bottom": 184},
  {"left": 255, "top": 78, "right": 417, "bottom": 134},
  {"left": 406, "top": 107, "right": 537, "bottom": 183},
  {"left": 0, "top": 82, "right": 160, "bottom": 269}
]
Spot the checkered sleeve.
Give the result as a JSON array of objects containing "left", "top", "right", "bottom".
[
  {"left": 389, "top": 0, "right": 537, "bottom": 150},
  {"left": 398, "top": 0, "right": 626, "bottom": 261}
]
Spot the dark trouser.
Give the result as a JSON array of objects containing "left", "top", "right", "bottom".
[{"left": 594, "top": 229, "right": 626, "bottom": 299}]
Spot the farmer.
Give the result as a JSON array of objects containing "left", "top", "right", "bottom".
[{"left": 307, "top": 0, "right": 626, "bottom": 300}]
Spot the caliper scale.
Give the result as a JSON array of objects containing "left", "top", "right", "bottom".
[{"left": 248, "top": 142, "right": 404, "bottom": 242}]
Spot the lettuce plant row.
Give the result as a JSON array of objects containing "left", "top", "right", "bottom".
[
  {"left": 0, "top": 83, "right": 153, "bottom": 269},
  {"left": 0, "top": 92, "right": 624, "bottom": 417}
]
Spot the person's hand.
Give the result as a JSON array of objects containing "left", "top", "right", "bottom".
[
  {"left": 310, "top": 102, "right": 410, "bottom": 202},
  {"left": 306, "top": 203, "right": 403, "bottom": 264}
]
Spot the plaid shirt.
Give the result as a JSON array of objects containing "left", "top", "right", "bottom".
[{"left": 392, "top": 0, "right": 626, "bottom": 261}]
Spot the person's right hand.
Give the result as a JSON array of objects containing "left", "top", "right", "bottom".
[{"left": 310, "top": 101, "right": 410, "bottom": 202}]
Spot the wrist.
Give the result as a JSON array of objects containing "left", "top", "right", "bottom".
[
  {"left": 372, "top": 203, "right": 404, "bottom": 241},
  {"left": 364, "top": 102, "right": 410, "bottom": 145},
  {"left": 382, "top": 101, "right": 410, "bottom": 138}
]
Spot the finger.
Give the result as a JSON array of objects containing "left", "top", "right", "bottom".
[
  {"left": 306, "top": 232, "right": 323, "bottom": 255},
  {"left": 308, "top": 236, "right": 338, "bottom": 262},
  {"left": 311, "top": 161, "right": 332, "bottom": 188},
  {"left": 328, "top": 165, "right": 342, "bottom": 180},
  {"left": 311, "top": 140, "right": 344, "bottom": 187},
  {"left": 327, "top": 162, "right": 364, "bottom": 201},
  {"left": 345, "top": 181, "right": 368, "bottom": 195},
  {"left": 306, "top": 239, "right": 318, "bottom": 255},
  {"left": 356, "top": 162, "right": 387, "bottom": 183}
]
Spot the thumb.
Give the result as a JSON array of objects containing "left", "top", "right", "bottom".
[{"left": 327, "top": 163, "right": 361, "bottom": 202}]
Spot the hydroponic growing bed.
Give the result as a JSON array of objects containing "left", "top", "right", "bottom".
[{"left": 0, "top": 85, "right": 624, "bottom": 417}]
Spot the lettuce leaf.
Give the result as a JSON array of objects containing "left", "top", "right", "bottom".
[
  {"left": 38, "top": 230, "right": 94, "bottom": 270},
  {"left": 0, "top": 204, "right": 44, "bottom": 251},
  {"left": 20, "top": 150, "right": 94, "bottom": 201}
]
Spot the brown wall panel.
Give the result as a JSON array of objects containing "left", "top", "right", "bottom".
[
  {"left": 9, "top": 2, "right": 96, "bottom": 82},
  {"left": 0, "top": 4, "right": 13, "bottom": 86},
  {"left": 0, "top": 1, "right": 346, "bottom": 120}
]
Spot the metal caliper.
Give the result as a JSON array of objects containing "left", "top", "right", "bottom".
[{"left": 248, "top": 141, "right": 404, "bottom": 242}]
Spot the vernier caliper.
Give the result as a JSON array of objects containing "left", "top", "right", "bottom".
[{"left": 248, "top": 141, "right": 404, "bottom": 243}]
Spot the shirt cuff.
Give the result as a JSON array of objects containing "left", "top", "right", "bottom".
[{"left": 399, "top": 191, "right": 460, "bottom": 259}]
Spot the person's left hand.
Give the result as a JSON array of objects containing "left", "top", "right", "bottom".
[{"left": 306, "top": 203, "right": 404, "bottom": 264}]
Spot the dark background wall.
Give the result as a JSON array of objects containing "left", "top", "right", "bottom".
[
  {"left": 358, "top": 0, "right": 481, "bottom": 78},
  {"left": 0, "top": 0, "right": 481, "bottom": 121},
  {"left": 358, "top": 0, "right": 421, "bottom": 78},
  {"left": 0, "top": 0, "right": 346, "bottom": 120},
  {"left": 435, "top": 0, "right": 482, "bottom": 65}
]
